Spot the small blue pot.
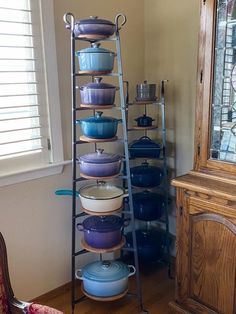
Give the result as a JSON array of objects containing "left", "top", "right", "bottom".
[
  {"left": 76, "top": 111, "right": 122, "bottom": 139},
  {"left": 76, "top": 43, "right": 115, "bottom": 72}
]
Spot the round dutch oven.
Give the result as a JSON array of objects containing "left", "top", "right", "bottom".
[
  {"left": 75, "top": 43, "right": 116, "bottom": 72},
  {"left": 129, "top": 136, "right": 162, "bottom": 158},
  {"left": 55, "top": 182, "right": 128, "bottom": 213},
  {"left": 133, "top": 190, "right": 165, "bottom": 221},
  {"left": 78, "top": 149, "right": 122, "bottom": 177},
  {"left": 135, "top": 114, "right": 155, "bottom": 127},
  {"left": 126, "top": 229, "right": 166, "bottom": 261},
  {"left": 75, "top": 260, "right": 135, "bottom": 297},
  {"left": 77, "top": 215, "right": 128, "bottom": 249},
  {"left": 136, "top": 81, "right": 157, "bottom": 101},
  {"left": 79, "top": 77, "right": 118, "bottom": 105},
  {"left": 131, "top": 162, "right": 163, "bottom": 187},
  {"left": 76, "top": 111, "right": 121, "bottom": 139},
  {"left": 74, "top": 16, "right": 116, "bottom": 37}
]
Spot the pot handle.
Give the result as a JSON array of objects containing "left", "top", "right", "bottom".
[
  {"left": 117, "top": 119, "right": 123, "bottom": 123},
  {"left": 76, "top": 223, "right": 84, "bottom": 232},
  {"left": 115, "top": 13, "right": 127, "bottom": 31},
  {"left": 128, "top": 265, "right": 136, "bottom": 277},
  {"left": 76, "top": 119, "right": 81, "bottom": 125},
  {"left": 139, "top": 136, "right": 152, "bottom": 140},
  {"left": 55, "top": 190, "right": 79, "bottom": 197},
  {"left": 63, "top": 12, "right": 75, "bottom": 32},
  {"left": 75, "top": 269, "right": 83, "bottom": 280},
  {"left": 123, "top": 193, "right": 129, "bottom": 198},
  {"left": 123, "top": 219, "right": 130, "bottom": 227}
]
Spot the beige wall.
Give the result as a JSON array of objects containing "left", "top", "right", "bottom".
[
  {"left": 0, "top": 0, "right": 144, "bottom": 301},
  {"left": 144, "top": 0, "right": 200, "bottom": 176},
  {"left": 0, "top": 0, "right": 199, "bottom": 301}
]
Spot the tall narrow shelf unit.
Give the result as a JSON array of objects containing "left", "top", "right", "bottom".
[
  {"left": 126, "top": 81, "right": 171, "bottom": 274},
  {"left": 62, "top": 12, "right": 146, "bottom": 314}
]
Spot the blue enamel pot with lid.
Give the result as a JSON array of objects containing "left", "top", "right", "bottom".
[
  {"left": 78, "top": 149, "right": 122, "bottom": 177},
  {"left": 76, "top": 43, "right": 116, "bottom": 72},
  {"left": 77, "top": 215, "right": 128, "bottom": 248},
  {"left": 76, "top": 111, "right": 122, "bottom": 139},
  {"left": 130, "top": 161, "right": 164, "bottom": 187},
  {"left": 75, "top": 260, "right": 136, "bottom": 297},
  {"left": 74, "top": 16, "right": 116, "bottom": 37},
  {"left": 80, "top": 77, "right": 118, "bottom": 105}
]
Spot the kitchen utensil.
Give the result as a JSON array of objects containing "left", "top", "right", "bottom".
[
  {"left": 135, "top": 114, "right": 155, "bottom": 127},
  {"left": 136, "top": 81, "right": 157, "bottom": 101},
  {"left": 130, "top": 161, "right": 163, "bottom": 187},
  {"left": 129, "top": 136, "right": 162, "bottom": 158}
]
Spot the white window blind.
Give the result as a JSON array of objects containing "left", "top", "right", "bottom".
[{"left": 0, "top": 0, "right": 49, "bottom": 160}]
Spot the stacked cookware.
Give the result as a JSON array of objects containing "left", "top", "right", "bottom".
[
  {"left": 56, "top": 13, "right": 146, "bottom": 311},
  {"left": 125, "top": 81, "right": 170, "bottom": 264}
]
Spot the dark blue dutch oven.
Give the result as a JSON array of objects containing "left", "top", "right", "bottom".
[
  {"left": 130, "top": 161, "right": 163, "bottom": 187},
  {"left": 129, "top": 136, "right": 162, "bottom": 158}
]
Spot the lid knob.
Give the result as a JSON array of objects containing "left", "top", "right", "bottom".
[
  {"left": 95, "top": 111, "right": 103, "bottom": 118},
  {"left": 143, "top": 80, "right": 147, "bottom": 84},
  {"left": 94, "top": 77, "right": 102, "bottom": 84},
  {"left": 142, "top": 161, "right": 149, "bottom": 166},
  {"left": 91, "top": 42, "right": 101, "bottom": 49},
  {"left": 96, "top": 148, "right": 104, "bottom": 155},
  {"left": 90, "top": 16, "right": 98, "bottom": 19},
  {"left": 102, "top": 261, "right": 111, "bottom": 269}
]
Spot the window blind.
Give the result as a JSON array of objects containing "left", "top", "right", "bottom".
[{"left": 0, "top": 0, "right": 45, "bottom": 159}]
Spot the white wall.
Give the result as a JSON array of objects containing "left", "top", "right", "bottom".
[{"left": 0, "top": 0, "right": 200, "bottom": 300}]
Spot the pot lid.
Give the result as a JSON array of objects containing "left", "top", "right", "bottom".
[
  {"left": 135, "top": 114, "right": 153, "bottom": 121},
  {"left": 76, "top": 43, "right": 115, "bottom": 54},
  {"left": 129, "top": 136, "right": 161, "bottom": 149},
  {"left": 81, "top": 260, "right": 130, "bottom": 282},
  {"left": 82, "top": 215, "right": 123, "bottom": 232},
  {"left": 79, "top": 182, "right": 124, "bottom": 200},
  {"left": 80, "top": 77, "right": 116, "bottom": 90},
  {"left": 133, "top": 190, "right": 164, "bottom": 200},
  {"left": 76, "top": 16, "right": 115, "bottom": 26},
  {"left": 131, "top": 162, "right": 163, "bottom": 174},
  {"left": 80, "top": 111, "right": 119, "bottom": 123},
  {"left": 79, "top": 149, "right": 121, "bottom": 164}
]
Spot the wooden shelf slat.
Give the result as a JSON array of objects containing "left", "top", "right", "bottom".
[
  {"left": 81, "top": 285, "right": 128, "bottom": 302},
  {"left": 79, "top": 135, "right": 118, "bottom": 143},
  {"left": 82, "top": 206, "right": 123, "bottom": 216}
]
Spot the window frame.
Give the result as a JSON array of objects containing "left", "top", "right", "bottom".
[{"left": 0, "top": 0, "right": 68, "bottom": 187}]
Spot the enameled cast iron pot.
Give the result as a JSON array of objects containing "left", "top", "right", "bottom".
[
  {"left": 76, "top": 111, "right": 122, "bottom": 139},
  {"left": 74, "top": 16, "right": 116, "bottom": 37},
  {"left": 76, "top": 43, "right": 116, "bottom": 72},
  {"left": 130, "top": 162, "right": 163, "bottom": 187},
  {"left": 79, "top": 77, "right": 118, "bottom": 105},
  {"left": 78, "top": 149, "right": 122, "bottom": 177},
  {"left": 77, "top": 215, "right": 128, "bottom": 249},
  {"left": 135, "top": 114, "right": 155, "bottom": 127},
  {"left": 129, "top": 136, "right": 162, "bottom": 158},
  {"left": 133, "top": 190, "right": 165, "bottom": 221},
  {"left": 75, "top": 260, "right": 135, "bottom": 297},
  {"left": 55, "top": 182, "right": 128, "bottom": 213}
]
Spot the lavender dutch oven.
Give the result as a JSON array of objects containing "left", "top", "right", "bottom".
[
  {"left": 80, "top": 77, "right": 118, "bottom": 105},
  {"left": 78, "top": 149, "right": 122, "bottom": 177},
  {"left": 74, "top": 16, "right": 116, "bottom": 37},
  {"left": 77, "top": 215, "right": 128, "bottom": 249},
  {"left": 75, "top": 260, "right": 135, "bottom": 297}
]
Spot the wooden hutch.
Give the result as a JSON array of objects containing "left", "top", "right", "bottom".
[{"left": 169, "top": 0, "right": 236, "bottom": 313}]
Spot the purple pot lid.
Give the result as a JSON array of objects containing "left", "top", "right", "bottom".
[
  {"left": 79, "top": 149, "right": 121, "bottom": 164},
  {"left": 76, "top": 16, "right": 115, "bottom": 26},
  {"left": 80, "top": 77, "right": 116, "bottom": 90},
  {"left": 76, "top": 43, "right": 115, "bottom": 55},
  {"left": 82, "top": 215, "right": 123, "bottom": 232},
  {"left": 81, "top": 260, "right": 131, "bottom": 282},
  {"left": 80, "top": 111, "right": 120, "bottom": 123}
]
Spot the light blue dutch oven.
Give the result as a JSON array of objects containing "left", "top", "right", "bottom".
[
  {"left": 75, "top": 260, "right": 135, "bottom": 297},
  {"left": 75, "top": 43, "right": 116, "bottom": 72}
]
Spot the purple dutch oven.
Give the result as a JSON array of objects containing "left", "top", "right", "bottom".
[
  {"left": 77, "top": 215, "right": 128, "bottom": 249},
  {"left": 79, "top": 77, "right": 118, "bottom": 105},
  {"left": 78, "top": 149, "right": 122, "bottom": 177}
]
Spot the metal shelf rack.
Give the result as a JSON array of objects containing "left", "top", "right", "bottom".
[{"left": 62, "top": 12, "right": 147, "bottom": 314}]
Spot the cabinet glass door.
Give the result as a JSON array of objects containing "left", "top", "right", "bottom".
[{"left": 211, "top": 0, "right": 236, "bottom": 163}]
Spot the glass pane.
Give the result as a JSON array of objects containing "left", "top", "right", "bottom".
[{"left": 211, "top": 0, "right": 236, "bottom": 163}]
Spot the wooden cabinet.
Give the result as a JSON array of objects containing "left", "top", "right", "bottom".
[{"left": 169, "top": 0, "right": 236, "bottom": 313}]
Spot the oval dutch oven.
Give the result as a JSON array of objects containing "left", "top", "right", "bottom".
[
  {"left": 76, "top": 43, "right": 116, "bottom": 72},
  {"left": 77, "top": 215, "right": 128, "bottom": 249},
  {"left": 79, "top": 77, "right": 118, "bottom": 106},
  {"left": 76, "top": 111, "right": 121, "bottom": 139},
  {"left": 75, "top": 260, "right": 135, "bottom": 297},
  {"left": 74, "top": 16, "right": 116, "bottom": 37},
  {"left": 129, "top": 136, "right": 162, "bottom": 158},
  {"left": 131, "top": 161, "right": 163, "bottom": 187},
  {"left": 78, "top": 149, "right": 122, "bottom": 177}
]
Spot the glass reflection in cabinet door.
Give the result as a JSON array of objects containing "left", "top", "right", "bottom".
[{"left": 211, "top": 0, "right": 236, "bottom": 163}]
